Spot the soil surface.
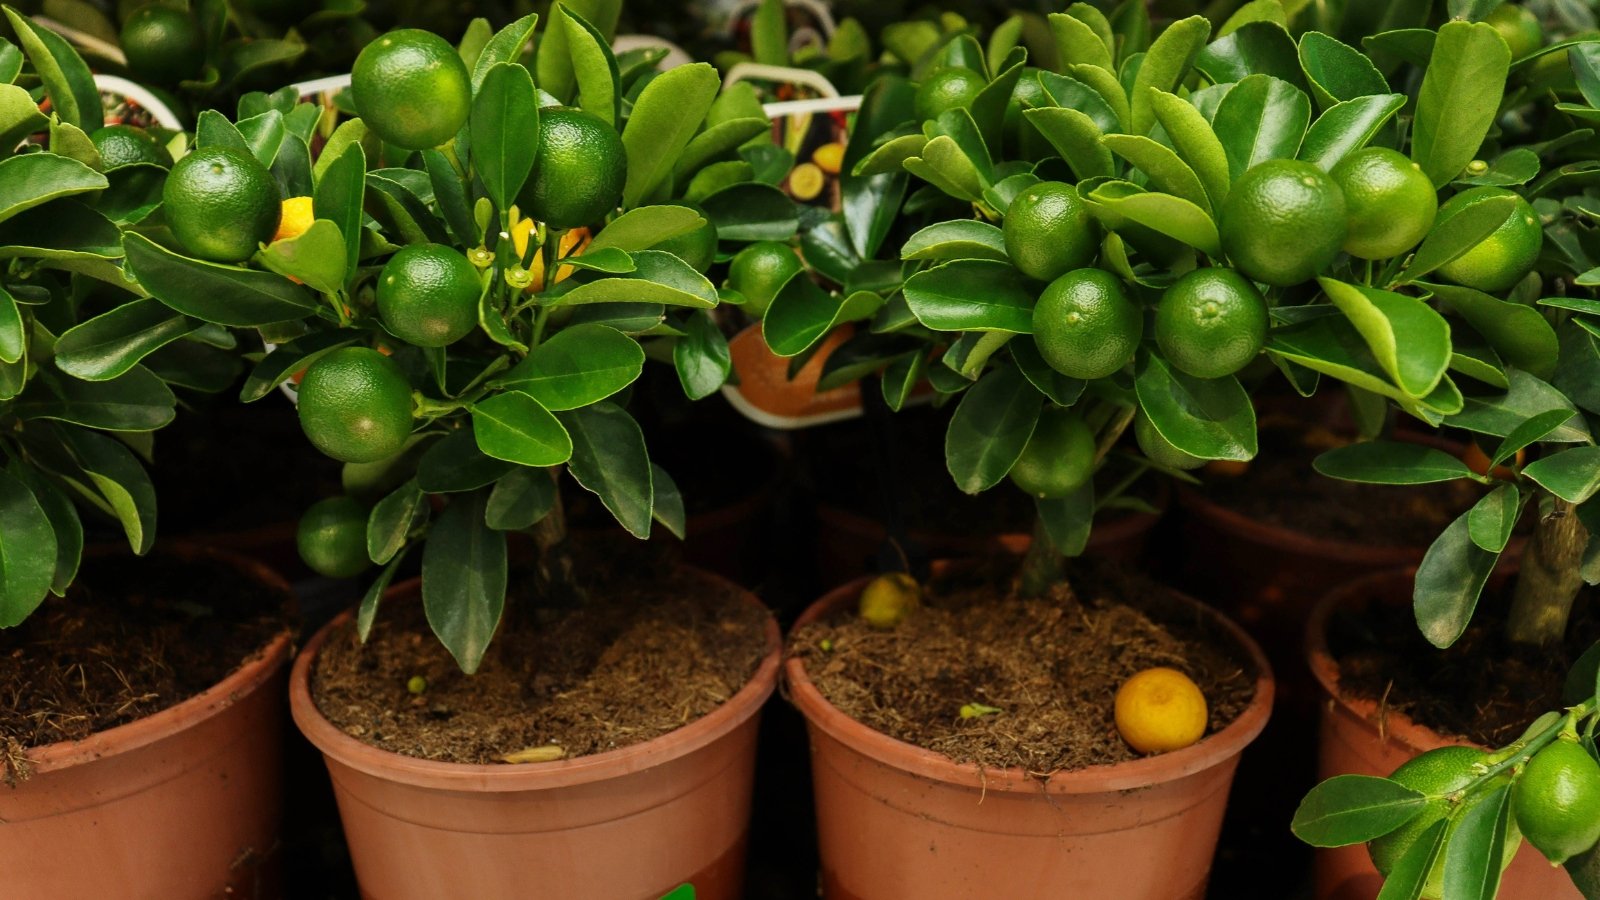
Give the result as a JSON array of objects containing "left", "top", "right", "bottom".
[
  {"left": 1331, "top": 584, "right": 1598, "bottom": 748},
  {"left": 0, "top": 553, "right": 290, "bottom": 782},
  {"left": 790, "top": 561, "right": 1257, "bottom": 773},
  {"left": 311, "top": 549, "right": 772, "bottom": 764},
  {"left": 1197, "top": 424, "right": 1495, "bottom": 546}
]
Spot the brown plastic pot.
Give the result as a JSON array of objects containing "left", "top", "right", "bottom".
[
  {"left": 1308, "top": 570, "right": 1581, "bottom": 900},
  {"left": 786, "top": 573, "right": 1274, "bottom": 899},
  {"left": 290, "top": 571, "right": 783, "bottom": 900},
  {"left": 815, "top": 483, "right": 1168, "bottom": 588},
  {"left": 1, "top": 546, "right": 293, "bottom": 900}
]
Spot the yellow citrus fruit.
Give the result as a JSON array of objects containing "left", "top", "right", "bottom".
[
  {"left": 1114, "top": 667, "right": 1208, "bottom": 754},
  {"left": 297, "top": 347, "right": 414, "bottom": 463},
  {"left": 1221, "top": 159, "right": 1347, "bottom": 287},
  {"left": 273, "top": 196, "right": 315, "bottom": 243},
  {"left": 1331, "top": 147, "right": 1438, "bottom": 261},
  {"left": 351, "top": 29, "right": 472, "bottom": 152},
  {"left": 1513, "top": 737, "right": 1600, "bottom": 865},
  {"left": 519, "top": 107, "right": 627, "bottom": 230},
  {"left": 1004, "top": 181, "right": 1097, "bottom": 282},
  {"left": 1154, "top": 267, "right": 1268, "bottom": 379},
  {"left": 376, "top": 243, "right": 482, "bottom": 347},
  {"left": 727, "top": 240, "right": 802, "bottom": 317},
  {"left": 1031, "top": 268, "right": 1141, "bottom": 380},
  {"left": 914, "top": 67, "right": 985, "bottom": 121},
  {"left": 789, "top": 162, "right": 826, "bottom": 201},
  {"left": 812, "top": 142, "right": 845, "bottom": 175},
  {"left": 1009, "top": 407, "right": 1096, "bottom": 498},
  {"left": 162, "top": 147, "right": 282, "bottom": 263},
  {"left": 1435, "top": 187, "right": 1542, "bottom": 294},
  {"left": 1370, "top": 746, "right": 1522, "bottom": 898},
  {"left": 859, "top": 572, "right": 920, "bottom": 629},
  {"left": 121, "top": 6, "right": 205, "bottom": 85},
  {"left": 296, "top": 496, "right": 371, "bottom": 579},
  {"left": 1134, "top": 411, "right": 1207, "bottom": 471}
]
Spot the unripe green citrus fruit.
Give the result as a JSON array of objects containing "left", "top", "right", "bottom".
[
  {"left": 121, "top": 6, "right": 205, "bottom": 85},
  {"left": 1134, "top": 410, "right": 1206, "bottom": 470},
  {"left": 1513, "top": 737, "right": 1600, "bottom": 865},
  {"left": 1155, "top": 267, "right": 1268, "bottom": 379},
  {"left": 1435, "top": 187, "right": 1542, "bottom": 294},
  {"left": 1331, "top": 147, "right": 1438, "bottom": 260},
  {"left": 1370, "top": 746, "right": 1522, "bottom": 898},
  {"left": 91, "top": 124, "right": 170, "bottom": 169},
  {"left": 1221, "top": 159, "right": 1347, "bottom": 287},
  {"left": 1031, "top": 268, "right": 1141, "bottom": 380},
  {"left": 1004, "top": 181, "right": 1098, "bottom": 282},
  {"left": 351, "top": 29, "right": 472, "bottom": 151},
  {"left": 297, "top": 347, "right": 414, "bottom": 464},
  {"left": 727, "top": 240, "right": 802, "bottom": 317},
  {"left": 915, "top": 67, "right": 985, "bottom": 122},
  {"left": 297, "top": 496, "right": 371, "bottom": 579},
  {"left": 518, "top": 107, "right": 628, "bottom": 230},
  {"left": 377, "top": 243, "right": 482, "bottom": 347},
  {"left": 162, "top": 147, "right": 282, "bottom": 263},
  {"left": 1009, "top": 407, "right": 1096, "bottom": 498}
]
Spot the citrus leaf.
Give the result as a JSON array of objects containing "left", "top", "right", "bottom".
[
  {"left": 901, "top": 220, "right": 1008, "bottom": 262},
  {"left": 1037, "top": 482, "right": 1095, "bottom": 557},
  {"left": 0, "top": 153, "right": 106, "bottom": 225},
  {"left": 4, "top": 8, "right": 99, "bottom": 134},
  {"left": 471, "top": 390, "right": 574, "bottom": 467},
  {"left": 485, "top": 465, "right": 555, "bottom": 531},
  {"left": 16, "top": 366, "right": 175, "bottom": 432},
  {"left": 1087, "top": 181, "right": 1221, "bottom": 258},
  {"left": 1130, "top": 15, "right": 1210, "bottom": 135},
  {"left": 123, "top": 233, "right": 320, "bottom": 327},
  {"left": 1415, "top": 508, "right": 1500, "bottom": 647},
  {"left": 54, "top": 298, "right": 197, "bottom": 382},
  {"left": 1441, "top": 781, "right": 1513, "bottom": 900},
  {"left": 314, "top": 141, "right": 365, "bottom": 280},
  {"left": 1522, "top": 446, "right": 1600, "bottom": 504},
  {"left": 561, "top": 8, "right": 620, "bottom": 126},
  {"left": 1103, "top": 134, "right": 1211, "bottom": 213},
  {"left": 0, "top": 466, "right": 58, "bottom": 627},
  {"left": 1467, "top": 483, "right": 1520, "bottom": 553},
  {"left": 367, "top": 480, "right": 426, "bottom": 565},
  {"left": 588, "top": 205, "right": 704, "bottom": 252},
  {"left": 1298, "top": 31, "right": 1390, "bottom": 108},
  {"left": 1319, "top": 278, "right": 1451, "bottom": 399},
  {"left": 1021, "top": 107, "right": 1113, "bottom": 180},
  {"left": 1424, "top": 282, "right": 1558, "bottom": 381},
  {"left": 257, "top": 219, "right": 348, "bottom": 295},
  {"left": 10, "top": 463, "right": 80, "bottom": 599},
  {"left": 1212, "top": 73, "right": 1312, "bottom": 180},
  {"left": 1134, "top": 352, "right": 1256, "bottom": 461},
  {"left": 1447, "top": 369, "right": 1591, "bottom": 443},
  {"left": 620, "top": 62, "right": 719, "bottom": 208},
  {"left": 1048, "top": 11, "right": 1113, "bottom": 73},
  {"left": 1412, "top": 21, "right": 1511, "bottom": 187},
  {"left": 903, "top": 259, "right": 1035, "bottom": 334},
  {"left": 496, "top": 323, "right": 643, "bottom": 409},
  {"left": 944, "top": 365, "right": 1043, "bottom": 494},
  {"left": 1394, "top": 193, "right": 1519, "bottom": 285},
  {"left": 1491, "top": 408, "right": 1575, "bottom": 466},
  {"left": 1290, "top": 775, "right": 1428, "bottom": 847},
  {"left": 416, "top": 429, "right": 516, "bottom": 493},
  {"left": 422, "top": 489, "right": 507, "bottom": 674},
  {"left": 239, "top": 331, "right": 357, "bottom": 402},
  {"left": 1313, "top": 441, "right": 1474, "bottom": 484},
  {"left": 59, "top": 426, "right": 156, "bottom": 555},
  {"left": 559, "top": 401, "right": 653, "bottom": 538},
  {"left": 552, "top": 250, "right": 717, "bottom": 308},
  {"left": 1375, "top": 819, "right": 1448, "bottom": 900},
  {"left": 673, "top": 310, "right": 730, "bottom": 400},
  {"left": 1196, "top": 21, "right": 1307, "bottom": 90},
  {"left": 650, "top": 463, "right": 686, "bottom": 540},
  {"left": 1149, "top": 88, "right": 1230, "bottom": 211},
  {"left": 472, "top": 13, "right": 539, "bottom": 91},
  {"left": 1299, "top": 93, "right": 1406, "bottom": 171},
  {"left": 471, "top": 62, "right": 539, "bottom": 213}
]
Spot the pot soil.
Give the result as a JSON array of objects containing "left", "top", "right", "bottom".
[
  {"left": 290, "top": 563, "right": 781, "bottom": 900},
  {"left": 0, "top": 546, "right": 293, "bottom": 899},
  {"left": 1309, "top": 569, "right": 1589, "bottom": 900},
  {"left": 785, "top": 562, "right": 1272, "bottom": 899}
]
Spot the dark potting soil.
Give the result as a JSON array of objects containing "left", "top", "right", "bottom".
[
  {"left": 310, "top": 551, "right": 771, "bottom": 764},
  {"left": 1198, "top": 424, "right": 1494, "bottom": 546},
  {"left": 1330, "top": 585, "right": 1598, "bottom": 748},
  {"left": 790, "top": 561, "right": 1257, "bottom": 773},
  {"left": 0, "top": 553, "right": 290, "bottom": 783}
]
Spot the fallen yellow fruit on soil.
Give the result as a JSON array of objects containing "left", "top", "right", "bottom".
[
  {"left": 1115, "top": 667, "right": 1208, "bottom": 754},
  {"left": 500, "top": 744, "right": 566, "bottom": 763},
  {"left": 858, "top": 572, "right": 919, "bottom": 629},
  {"left": 274, "top": 196, "right": 315, "bottom": 243}
]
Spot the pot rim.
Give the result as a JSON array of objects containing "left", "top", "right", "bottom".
[
  {"left": 1305, "top": 566, "right": 1471, "bottom": 754},
  {"left": 20, "top": 543, "right": 295, "bottom": 774},
  {"left": 784, "top": 570, "right": 1275, "bottom": 794},
  {"left": 289, "top": 566, "right": 783, "bottom": 792}
]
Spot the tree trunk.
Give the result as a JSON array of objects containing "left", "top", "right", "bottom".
[
  {"left": 531, "top": 468, "right": 581, "bottom": 609},
  {"left": 1018, "top": 516, "right": 1063, "bottom": 597},
  {"left": 1507, "top": 497, "right": 1588, "bottom": 646}
]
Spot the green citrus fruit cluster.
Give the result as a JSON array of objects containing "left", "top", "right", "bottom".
[{"left": 1368, "top": 747, "right": 1522, "bottom": 899}]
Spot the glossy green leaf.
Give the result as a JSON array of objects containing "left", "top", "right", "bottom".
[
  {"left": 1012, "top": 339, "right": 1085, "bottom": 407},
  {"left": 54, "top": 298, "right": 196, "bottom": 382},
  {"left": 1441, "top": 782, "right": 1512, "bottom": 900},
  {"left": 367, "top": 480, "right": 426, "bottom": 565},
  {"left": 470, "top": 391, "right": 574, "bottom": 467},
  {"left": 621, "top": 62, "right": 719, "bottom": 207},
  {"left": 257, "top": 219, "right": 348, "bottom": 295},
  {"left": 1130, "top": 15, "right": 1210, "bottom": 136},
  {"left": 314, "top": 141, "right": 365, "bottom": 280},
  {"left": 560, "top": 402, "right": 653, "bottom": 538},
  {"left": 59, "top": 426, "right": 156, "bottom": 555},
  {"left": 1149, "top": 88, "right": 1230, "bottom": 211},
  {"left": 11, "top": 464, "right": 80, "bottom": 599},
  {"left": 1069, "top": 64, "right": 1131, "bottom": 132},
  {"left": 673, "top": 311, "right": 730, "bottom": 400},
  {"left": 1375, "top": 819, "right": 1448, "bottom": 900},
  {"left": 901, "top": 220, "right": 1008, "bottom": 262},
  {"left": 1087, "top": 181, "right": 1221, "bottom": 258},
  {"left": 1394, "top": 193, "right": 1519, "bottom": 284},
  {"left": 17, "top": 366, "right": 174, "bottom": 432},
  {"left": 1037, "top": 71, "right": 1120, "bottom": 134},
  {"left": 904, "top": 135, "right": 986, "bottom": 202},
  {"left": 1448, "top": 369, "right": 1590, "bottom": 443},
  {"left": 1291, "top": 774, "right": 1428, "bottom": 847},
  {"left": 239, "top": 331, "right": 357, "bottom": 402},
  {"left": 852, "top": 133, "right": 928, "bottom": 178},
  {"left": 1299, "top": 94, "right": 1406, "bottom": 171},
  {"left": 1212, "top": 74, "right": 1312, "bottom": 180},
  {"left": 1425, "top": 282, "right": 1558, "bottom": 381},
  {"left": 485, "top": 466, "right": 556, "bottom": 531},
  {"left": 1312, "top": 441, "right": 1474, "bottom": 484},
  {"left": 903, "top": 260, "right": 1035, "bottom": 334},
  {"left": 1022, "top": 107, "right": 1114, "bottom": 180},
  {"left": 1049, "top": 11, "right": 1112, "bottom": 73},
  {"left": 0, "top": 83, "right": 47, "bottom": 150},
  {"left": 5, "top": 8, "right": 100, "bottom": 133},
  {"left": 1320, "top": 279, "right": 1451, "bottom": 399},
  {"left": 236, "top": 111, "right": 286, "bottom": 169},
  {"left": 1467, "top": 483, "right": 1520, "bottom": 553},
  {"left": 1415, "top": 508, "right": 1499, "bottom": 647},
  {"left": 1102, "top": 134, "right": 1211, "bottom": 212},
  {"left": 1522, "top": 446, "right": 1600, "bottom": 504},
  {"left": 650, "top": 463, "right": 686, "bottom": 541},
  {"left": 765, "top": 279, "right": 882, "bottom": 356},
  {"left": 1298, "top": 32, "right": 1390, "bottom": 108},
  {"left": 0, "top": 466, "right": 58, "bottom": 627},
  {"left": 1135, "top": 352, "right": 1255, "bottom": 461},
  {"left": 0, "top": 153, "right": 106, "bottom": 225},
  {"left": 1196, "top": 21, "right": 1306, "bottom": 91},
  {"left": 1492, "top": 408, "right": 1575, "bottom": 466},
  {"left": 472, "top": 63, "right": 539, "bottom": 212},
  {"left": 355, "top": 552, "right": 405, "bottom": 643},
  {"left": 672, "top": 117, "right": 769, "bottom": 185},
  {"left": 588, "top": 205, "right": 704, "bottom": 253},
  {"left": 422, "top": 490, "right": 507, "bottom": 674},
  {"left": 0, "top": 286, "right": 20, "bottom": 366},
  {"left": 417, "top": 430, "right": 515, "bottom": 494},
  {"left": 552, "top": 250, "right": 717, "bottom": 308},
  {"left": 1412, "top": 21, "right": 1511, "bottom": 188},
  {"left": 944, "top": 366, "right": 1043, "bottom": 494},
  {"left": 562, "top": 9, "right": 621, "bottom": 126},
  {"left": 699, "top": 183, "right": 798, "bottom": 242},
  {"left": 471, "top": 13, "right": 540, "bottom": 91},
  {"left": 124, "top": 233, "right": 320, "bottom": 327}
]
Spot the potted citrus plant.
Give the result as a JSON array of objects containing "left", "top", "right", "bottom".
[
  {"left": 115, "top": 12, "right": 782, "bottom": 898},
  {"left": 1286, "top": 10, "right": 1600, "bottom": 900},
  {"left": 0, "top": 11, "right": 295, "bottom": 897}
]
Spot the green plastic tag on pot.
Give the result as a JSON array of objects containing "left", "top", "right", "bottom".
[{"left": 659, "top": 886, "right": 695, "bottom": 900}]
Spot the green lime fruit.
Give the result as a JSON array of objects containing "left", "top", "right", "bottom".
[
  {"left": 1134, "top": 410, "right": 1206, "bottom": 470},
  {"left": 518, "top": 107, "right": 627, "bottom": 230},
  {"left": 1370, "top": 746, "right": 1522, "bottom": 898},
  {"left": 91, "top": 124, "right": 170, "bottom": 169},
  {"left": 1031, "top": 268, "right": 1141, "bottom": 380},
  {"left": 914, "top": 67, "right": 985, "bottom": 122},
  {"left": 1513, "top": 737, "right": 1600, "bottom": 865},
  {"left": 1155, "top": 267, "right": 1269, "bottom": 379},
  {"left": 297, "top": 496, "right": 371, "bottom": 579},
  {"left": 297, "top": 347, "right": 414, "bottom": 464},
  {"left": 1221, "top": 159, "right": 1348, "bottom": 287},
  {"left": 1331, "top": 147, "right": 1438, "bottom": 260},
  {"left": 727, "top": 240, "right": 802, "bottom": 317},
  {"left": 376, "top": 244, "right": 482, "bottom": 348},
  {"left": 162, "top": 147, "right": 282, "bottom": 263},
  {"left": 121, "top": 6, "right": 205, "bottom": 85},
  {"left": 1486, "top": 3, "right": 1544, "bottom": 59},
  {"left": 1435, "top": 186, "right": 1542, "bottom": 293},
  {"left": 1004, "top": 181, "right": 1098, "bottom": 282},
  {"left": 351, "top": 29, "right": 472, "bottom": 151},
  {"left": 1009, "top": 407, "right": 1096, "bottom": 498}
]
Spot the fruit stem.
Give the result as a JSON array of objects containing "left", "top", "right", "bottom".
[
  {"left": 1465, "top": 700, "right": 1595, "bottom": 796},
  {"left": 1507, "top": 495, "right": 1588, "bottom": 646},
  {"left": 1095, "top": 458, "right": 1150, "bottom": 513},
  {"left": 1094, "top": 405, "right": 1136, "bottom": 465}
]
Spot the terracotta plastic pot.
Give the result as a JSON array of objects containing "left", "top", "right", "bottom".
[
  {"left": 1, "top": 547, "right": 293, "bottom": 900},
  {"left": 815, "top": 484, "right": 1168, "bottom": 588},
  {"left": 290, "top": 572, "right": 783, "bottom": 900},
  {"left": 786, "top": 573, "right": 1274, "bottom": 899},
  {"left": 1308, "top": 570, "right": 1581, "bottom": 900}
]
